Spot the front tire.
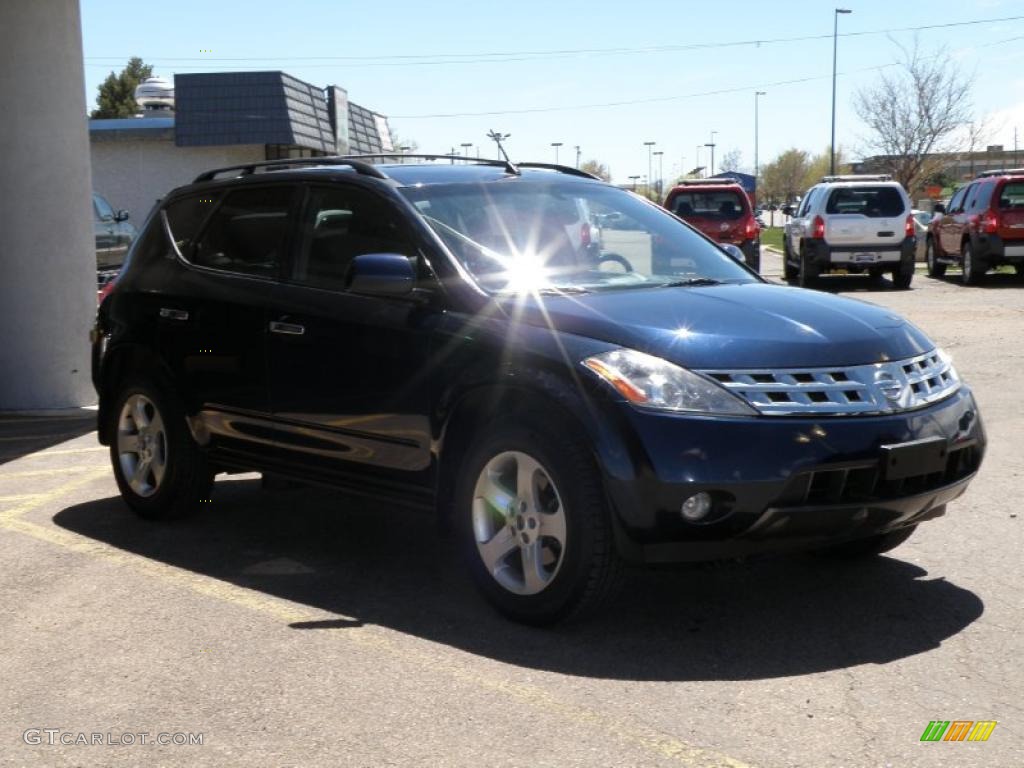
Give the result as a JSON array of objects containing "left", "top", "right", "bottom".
[
  {"left": 109, "top": 378, "right": 212, "bottom": 520},
  {"left": 926, "top": 237, "right": 946, "bottom": 277},
  {"left": 455, "top": 416, "right": 622, "bottom": 625},
  {"left": 815, "top": 526, "right": 917, "bottom": 559}
]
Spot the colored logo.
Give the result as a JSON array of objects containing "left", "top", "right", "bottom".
[{"left": 920, "top": 720, "right": 997, "bottom": 742}]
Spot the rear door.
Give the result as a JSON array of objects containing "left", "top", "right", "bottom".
[
  {"left": 157, "top": 184, "right": 299, "bottom": 436},
  {"left": 821, "top": 185, "right": 906, "bottom": 253},
  {"left": 788, "top": 187, "right": 817, "bottom": 251}
]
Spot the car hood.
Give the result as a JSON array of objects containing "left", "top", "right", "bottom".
[{"left": 500, "top": 282, "right": 934, "bottom": 369}]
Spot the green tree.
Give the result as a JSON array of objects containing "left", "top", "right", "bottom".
[
  {"left": 91, "top": 57, "right": 153, "bottom": 118},
  {"left": 761, "top": 149, "right": 809, "bottom": 205},
  {"left": 580, "top": 159, "right": 611, "bottom": 182},
  {"left": 801, "top": 146, "right": 849, "bottom": 190}
]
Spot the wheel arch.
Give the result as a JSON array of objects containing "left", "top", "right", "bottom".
[
  {"left": 433, "top": 367, "right": 639, "bottom": 531},
  {"left": 97, "top": 343, "right": 179, "bottom": 445}
]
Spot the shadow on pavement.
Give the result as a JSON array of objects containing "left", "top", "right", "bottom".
[
  {"left": 53, "top": 476, "right": 983, "bottom": 681},
  {"left": 0, "top": 412, "right": 97, "bottom": 466},
  {"left": 790, "top": 270, "right": 1024, "bottom": 294}
]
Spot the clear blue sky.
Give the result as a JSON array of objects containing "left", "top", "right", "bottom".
[{"left": 81, "top": 0, "right": 1024, "bottom": 183}]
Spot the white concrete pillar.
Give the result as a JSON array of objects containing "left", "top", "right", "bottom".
[{"left": 0, "top": 0, "right": 96, "bottom": 409}]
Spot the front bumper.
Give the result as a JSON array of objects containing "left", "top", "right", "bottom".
[{"left": 603, "top": 387, "right": 984, "bottom": 563}]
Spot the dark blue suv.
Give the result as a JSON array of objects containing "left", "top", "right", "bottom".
[{"left": 92, "top": 156, "right": 985, "bottom": 624}]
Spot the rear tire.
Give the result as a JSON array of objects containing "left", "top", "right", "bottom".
[
  {"left": 454, "top": 415, "right": 622, "bottom": 625},
  {"left": 815, "top": 526, "right": 917, "bottom": 559},
  {"left": 962, "top": 241, "right": 986, "bottom": 285},
  {"left": 798, "top": 245, "right": 819, "bottom": 288},
  {"left": 925, "top": 237, "right": 946, "bottom": 277},
  {"left": 109, "top": 377, "right": 213, "bottom": 520},
  {"left": 783, "top": 236, "right": 798, "bottom": 280},
  {"left": 892, "top": 260, "right": 914, "bottom": 290}
]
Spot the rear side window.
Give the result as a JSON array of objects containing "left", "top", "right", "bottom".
[
  {"left": 292, "top": 185, "right": 414, "bottom": 290},
  {"left": 825, "top": 186, "right": 905, "bottom": 217},
  {"left": 192, "top": 186, "right": 295, "bottom": 278},
  {"left": 671, "top": 190, "right": 746, "bottom": 220},
  {"left": 164, "top": 193, "right": 221, "bottom": 258},
  {"left": 796, "top": 188, "right": 816, "bottom": 217},
  {"left": 998, "top": 182, "right": 1024, "bottom": 209},
  {"left": 966, "top": 181, "right": 995, "bottom": 213},
  {"left": 946, "top": 186, "right": 968, "bottom": 212}
]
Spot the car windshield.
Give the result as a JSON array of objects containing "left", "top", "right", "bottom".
[
  {"left": 401, "top": 179, "right": 755, "bottom": 293},
  {"left": 670, "top": 190, "right": 746, "bottom": 220}
]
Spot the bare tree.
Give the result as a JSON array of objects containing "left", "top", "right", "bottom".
[
  {"left": 580, "top": 159, "right": 611, "bottom": 181},
  {"left": 717, "top": 149, "right": 744, "bottom": 174},
  {"left": 854, "top": 41, "right": 973, "bottom": 193}
]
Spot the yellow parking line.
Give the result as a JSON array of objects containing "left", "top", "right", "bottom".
[
  {"left": 10, "top": 446, "right": 107, "bottom": 458},
  {"left": 0, "top": 469, "right": 756, "bottom": 768},
  {"left": 0, "top": 466, "right": 108, "bottom": 479},
  {"left": 0, "top": 435, "right": 77, "bottom": 442},
  {"left": 0, "top": 494, "right": 45, "bottom": 503}
]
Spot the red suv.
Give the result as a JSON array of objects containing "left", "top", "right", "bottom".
[
  {"left": 925, "top": 169, "right": 1024, "bottom": 284},
  {"left": 663, "top": 179, "right": 761, "bottom": 272}
]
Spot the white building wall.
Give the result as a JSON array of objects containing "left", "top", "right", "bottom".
[{"left": 89, "top": 139, "right": 265, "bottom": 222}]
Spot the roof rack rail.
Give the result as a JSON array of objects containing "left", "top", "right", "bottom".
[
  {"left": 672, "top": 177, "right": 739, "bottom": 186},
  {"left": 976, "top": 167, "right": 1024, "bottom": 178},
  {"left": 514, "top": 162, "right": 599, "bottom": 180},
  {"left": 193, "top": 156, "right": 388, "bottom": 183},
  {"left": 346, "top": 153, "right": 520, "bottom": 176},
  {"left": 820, "top": 174, "right": 892, "bottom": 183}
]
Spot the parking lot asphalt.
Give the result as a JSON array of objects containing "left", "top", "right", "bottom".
[{"left": 1, "top": 249, "right": 1021, "bottom": 767}]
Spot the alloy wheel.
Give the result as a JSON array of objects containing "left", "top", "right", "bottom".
[
  {"left": 116, "top": 394, "right": 168, "bottom": 497},
  {"left": 471, "top": 451, "right": 567, "bottom": 596}
]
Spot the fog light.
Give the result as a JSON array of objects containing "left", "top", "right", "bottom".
[{"left": 681, "top": 492, "right": 713, "bottom": 522}]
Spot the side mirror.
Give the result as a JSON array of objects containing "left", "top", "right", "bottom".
[
  {"left": 720, "top": 243, "right": 746, "bottom": 264},
  {"left": 932, "top": 203, "right": 946, "bottom": 215},
  {"left": 348, "top": 253, "right": 415, "bottom": 296},
  {"left": 114, "top": 210, "right": 130, "bottom": 222}
]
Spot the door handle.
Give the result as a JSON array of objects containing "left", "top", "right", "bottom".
[
  {"left": 159, "top": 307, "right": 189, "bottom": 321},
  {"left": 269, "top": 320, "right": 305, "bottom": 336}
]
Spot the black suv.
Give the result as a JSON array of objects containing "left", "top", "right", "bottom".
[{"left": 93, "top": 156, "right": 984, "bottom": 624}]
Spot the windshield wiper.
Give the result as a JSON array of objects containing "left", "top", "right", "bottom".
[{"left": 657, "top": 278, "right": 722, "bottom": 287}]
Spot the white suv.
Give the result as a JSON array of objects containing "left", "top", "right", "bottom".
[{"left": 783, "top": 175, "right": 916, "bottom": 289}]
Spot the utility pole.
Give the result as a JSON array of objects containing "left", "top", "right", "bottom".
[
  {"left": 449, "top": 146, "right": 456, "bottom": 165},
  {"left": 574, "top": 145, "right": 581, "bottom": 168},
  {"left": 831, "top": 8, "right": 852, "bottom": 175}
]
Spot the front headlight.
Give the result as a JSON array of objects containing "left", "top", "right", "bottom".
[{"left": 582, "top": 349, "right": 756, "bottom": 416}]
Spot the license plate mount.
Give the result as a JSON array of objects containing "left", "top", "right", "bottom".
[{"left": 880, "top": 437, "right": 949, "bottom": 480}]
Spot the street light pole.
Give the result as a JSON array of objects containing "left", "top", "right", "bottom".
[
  {"left": 574, "top": 145, "right": 581, "bottom": 168},
  {"left": 460, "top": 142, "right": 472, "bottom": 159},
  {"left": 754, "top": 91, "right": 766, "bottom": 200},
  {"left": 831, "top": 8, "right": 852, "bottom": 176},
  {"left": 653, "top": 150, "right": 664, "bottom": 200},
  {"left": 643, "top": 141, "right": 656, "bottom": 199},
  {"left": 551, "top": 142, "right": 563, "bottom": 164},
  {"left": 628, "top": 175, "right": 641, "bottom": 191},
  {"left": 704, "top": 131, "right": 717, "bottom": 177}
]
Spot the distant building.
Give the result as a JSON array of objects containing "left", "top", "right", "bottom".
[
  {"left": 89, "top": 71, "right": 394, "bottom": 221},
  {"left": 852, "top": 145, "right": 1024, "bottom": 198}
]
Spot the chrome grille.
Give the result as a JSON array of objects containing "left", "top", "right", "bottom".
[{"left": 701, "top": 351, "right": 960, "bottom": 416}]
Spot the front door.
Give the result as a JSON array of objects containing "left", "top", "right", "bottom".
[{"left": 266, "top": 181, "right": 438, "bottom": 477}]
